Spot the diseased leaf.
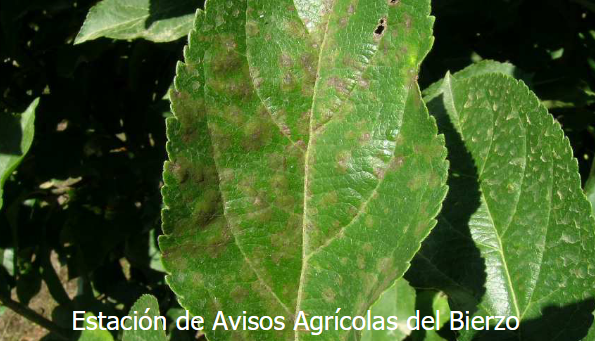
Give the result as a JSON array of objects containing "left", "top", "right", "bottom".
[
  {"left": 361, "top": 278, "right": 415, "bottom": 341},
  {"left": 159, "top": 0, "right": 448, "bottom": 340},
  {"left": 408, "top": 73, "right": 595, "bottom": 340},
  {"left": 0, "top": 98, "right": 39, "bottom": 211},
  {"left": 123, "top": 295, "right": 167, "bottom": 341},
  {"left": 586, "top": 159, "right": 595, "bottom": 216},
  {"left": 74, "top": 0, "right": 200, "bottom": 44}
]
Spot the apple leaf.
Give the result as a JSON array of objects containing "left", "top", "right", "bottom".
[
  {"left": 361, "top": 278, "right": 415, "bottom": 341},
  {"left": 159, "top": 0, "right": 448, "bottom": 340},
  {"left": 586, "top": 159, "right": 595, "bottom": 216},
  {"left": 75, "top": 0, "right": 200, "bottom": 44},
  {"left": 0, "top": 98, "right": 39, "bottom": 211},
  {"left": 408, "top": 72, "right": 595, "bottom": 341},
  {"left": 79, "top": 312, "right": 115, "bottom": 341},
  {"left": 123, "top": 295, "right": 167, "bottom": 341},
  {"left": 423, "top": 60, "right": 531, "bottom": 103}
]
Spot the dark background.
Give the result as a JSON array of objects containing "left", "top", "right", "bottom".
[{"left": 0, "top": 0, "right": 593, "bottom": 340}]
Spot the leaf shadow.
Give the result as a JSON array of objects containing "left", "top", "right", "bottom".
[
  {"left": 407, "top": 92, "right": 595, "bottom": 340},
  {"left": 146, "top": 0, "right": 205, "bottom": 29},
  {"left": 0, "top": 114, "right": 24, "bottom": 155},
  {"left": 471, "top": 298, "right": 595, "bottom": 341},
  {"left": 405, "top": 92, "right": 486, "bottom": 315}
]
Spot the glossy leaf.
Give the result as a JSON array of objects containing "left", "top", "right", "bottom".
[
  {"left": 123, "top": 295, "right": 167, "bottom": 341},
  {"left": 361, "top": 278, "right": 415, "bottom": 341},
  {"left": 423, "top": 60, "right": 530, "bottom": 103},
  {"left": 159, "top": 0, "right": 448, "bottom": 340},
  {"left": 0, "top": 98, "right": 39, "bottom": 211},
  {"left": 74, "top": 0, "right": 200, "bottom": 44},
  {"left": 409, "top": 73, "right": 595, "bottom": 340}
]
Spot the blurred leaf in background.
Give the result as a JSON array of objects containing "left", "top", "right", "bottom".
[
  {"left": 0, "top": 98, "right": 38, "bottom": 210},
  {"left": 0, "top": 0, "right": 203, "bottom": 339}
]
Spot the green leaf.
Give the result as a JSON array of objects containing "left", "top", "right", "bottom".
[
  {"left": 361, "top": 278, "right": 416, "bottom": 341},
  {"left": 421, "top": 291, "right": 450, "bottom": 341},
  {"left": 423, "top": 60, "right": 531, "bottom": 103},
  {"left": 160, "top": 0, "right": 448, "bottom": 340},
  {"left": 123, "top": 295, "right": 167, "bottom": 341},
  {"left": 79, "top": 312, "right": 115, "bottom": 341},
  {"left": 0, "top": 98, "right": 39, "bottom": 211},
  {"left": 586, "top": 159, "right": 595, "bottom": 216},
  {"left": 74, "top": 0, "right": 200, "bottom": 44},
  {"left": 409, "top": 73, "right": 595, "bottom": 340}
]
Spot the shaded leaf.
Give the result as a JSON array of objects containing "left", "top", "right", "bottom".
[
  {"left": 408, "top": 73, "right": 595, "bottom": 341},
  {"left": 123, "top": 294, "right": 167, "bottom": 341},
  {"left": 160, "top": 0, "right": 448, "bottom": 340},
  {"left": 74, "top": 0, "right": 201, "bottom": 44},
  {"left": 16, "top": 263, "right": 42, "bottom": 306},
  {"left": 0, "top": 98, "right": 39, "bottom": 211},
  {"left": 409, "top": 290, "right": 451, "bottom": 341}
]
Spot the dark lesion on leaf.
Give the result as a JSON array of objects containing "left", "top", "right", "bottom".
[
  {"left": 389, "top": 0, "right": 400, "bottom": 5},
  {"left": 374, "top": 18, "right": 386, "bottom": 36}
]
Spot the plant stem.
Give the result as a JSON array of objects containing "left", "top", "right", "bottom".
[{"left": 0, "top": 292, "right": 72, "bottom": 340}]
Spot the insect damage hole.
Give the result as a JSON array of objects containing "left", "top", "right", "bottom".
[{"left": 374, "top": 19, "right": 386, "bottom": 36}]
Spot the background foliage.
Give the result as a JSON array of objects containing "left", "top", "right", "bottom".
[{"left": 0, "top": 0, "right": 593, "bottom": 340}]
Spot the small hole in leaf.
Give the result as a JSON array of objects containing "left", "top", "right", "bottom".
[
  {"left": 374, "top": 19, "right": 385, "bottom": 35},
  {"left": 389, "top": 0, "right": 400, "bottom": 5}
]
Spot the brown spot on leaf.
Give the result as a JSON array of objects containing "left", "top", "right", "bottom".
[
  {"left": 405, "top": 15, "right": 412, "bottom": 30},
  {"left": 280, "top": 53, "right": 293, "bottom": 68},
  {"left": 323, "top": 287, "right": 336, "bottom": 303},
  {"left": 336, "top": 151, "right": 351, "bottom": 173},
  {"left": 246, "top": 21, "right": 260, "bottom": 36},
  {"left": 391, "top": 156, "right": 405, "bottom": 170},
  {"left": 357, "top": 255, "right": 366, "bottom": 269},
  {"left": 374, "top": 166, "right": 386, "bottom": 180},
  {"left": 339, "top": 17, "right": 349, "bottom": 28}
]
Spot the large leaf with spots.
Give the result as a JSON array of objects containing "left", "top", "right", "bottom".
[
  {"left": 159, "top": 0, "right": 448, "bottom": 340},
  {"left": 407, "top": 73, "right": 595, "bottom": 340}
]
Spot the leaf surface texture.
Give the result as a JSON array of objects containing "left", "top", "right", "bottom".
[
  {"left": 75, "top": 0, "right": 199, "bottom": 44},
  {"left": 408, "top": 73, "right": 595, "bottom": 341},
  {"left": 123, "top": 295, "right": 167, "bottom": 341},
  {"left": 160, "top": 0, "right": 448, "bottom": 340}
]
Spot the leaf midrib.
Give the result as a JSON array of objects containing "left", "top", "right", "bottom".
[
  {"left": 444, "top": 76, "right": 522, "bottom": 318},
  {"left": 293, "top": 0, "right": 335, "bottom": 334}
]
